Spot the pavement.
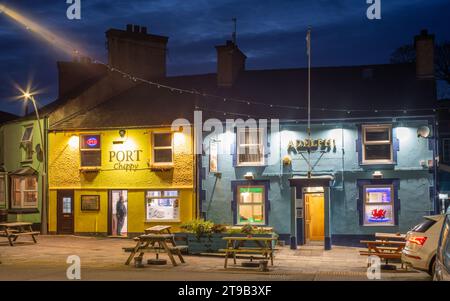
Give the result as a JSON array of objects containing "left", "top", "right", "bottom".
[{"left": 0, "top": 235, "right": 431, "bottom": 281}]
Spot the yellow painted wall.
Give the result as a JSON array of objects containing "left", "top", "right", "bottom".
[{"left": 48, "top": 128, "right": 195, "bottom": 234}]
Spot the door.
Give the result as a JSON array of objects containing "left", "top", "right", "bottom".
[
  {"left": 57, "top": 190, "right": 74, "bottom": 234},
  {"left": 109, "top": 190, "right": 128, "bottom": 236},
  {"left": 305, "top": 193, "right": 324, "bottom": 241}
]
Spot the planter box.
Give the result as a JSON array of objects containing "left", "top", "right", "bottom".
[{"left": 175, "top": 232, "right": 277, "bottom": 255}]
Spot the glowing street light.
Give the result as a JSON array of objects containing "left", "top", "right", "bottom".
[{"left": 17, "top": 86, "right": 48, "bottom": 235}]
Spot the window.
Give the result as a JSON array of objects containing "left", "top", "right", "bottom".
[
  {"left": 145, "top": 190, "right": 179, "bottom": 221},
  {"left": 237, "top": 128, "right": 264, "bottom": 166},
  {"left": 443, "top": 138, "right": 450, "bottom": 164},
  {"left": 0, "top": 174, "right": 6, "bottom": 208},
  {"left": 152, "top": 132, "right": 173, "bottom": 165},
  {"left": 362, "top": 125, "right": 393, "bottom": 164},
  {"left": 21, "top": 126, "right": 34, "bottom": 161},
  {"left": 11, "top": 176, "right": 38, "bottom": 209},
  {"left": 363, "top": 185, "right": 395, "bottom": 226},
  {"left": 80, "top": 134, "right": 101, "bottom": 167},
  {"left": 237, "top": 186, "right": 265, "bottom": 225}
]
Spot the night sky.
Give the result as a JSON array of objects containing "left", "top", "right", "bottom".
[{"left": 1, "top": 0, "right": 450, "bottom": 115}]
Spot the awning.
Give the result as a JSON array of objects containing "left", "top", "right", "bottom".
[{"left": 8, "top": 167, "right": 38, "bottom": 176}]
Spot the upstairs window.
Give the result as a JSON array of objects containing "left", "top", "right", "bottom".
[
  {"left": 443, "top": 138, "right": 450, "bottom": 164},
  {"left": 80, "top": 135, "right": 101, "bottom": 167},
  {"left": 362, "top": 125, "right": 393, "bottom": 164},
  {"left": 237, "top": 128, "right": 264, "bottom": 166},
  {"left": 152, "top": 132, "right": 173, "bottom": 165},
  {"left": 21, "top": 126, "right": 34, "bottom": 161},
  {"left": 11, "top": 176, "right": 38, "bottom": 209}
]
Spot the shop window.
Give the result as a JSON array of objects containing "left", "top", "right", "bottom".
[
  {"left": 80, "top": 134, "right": 101, "bottom": 167},
  {"left": 361, "top": 125, "right": 393, "bottom": 164},
  {"left": 152, "top": 133, "right": 173, "bottom": 165},
  {"left": 21, "top": 125, "right": 34, "bottom": 161},
  {"left": 10, "top": 176, "right": 38, "bottom": 209},
  {"left": 0, "top": 174, "right": 6, "bottom": 208},
  {"left": 443, "top": 138, "right": 450, "bottom": 164},
  {"left": 145, "top": 190, "right": 179, "bottom": 222},
  {"left": 363, "top": 185, "right": 395, "bottom": 226},
  {"left": 237, "top": 186, "right": 265, "bottom": 225},
  {"left": 236, "top": 128, "right": 265, "bottom": 166}
]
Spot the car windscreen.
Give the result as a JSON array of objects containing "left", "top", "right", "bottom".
[{"left": 411, "top": 218, "right": 437, "bottom": 233}]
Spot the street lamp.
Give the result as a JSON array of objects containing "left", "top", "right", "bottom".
[{"left": 18, "top": 87, "right": 48, "bottom": 235}]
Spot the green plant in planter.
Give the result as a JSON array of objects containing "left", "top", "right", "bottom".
[
  {"left": 180, "top": 219, "right": 214, "bottom": 240},
  {"left": 211, "top": 224, "right": 227, "bottom": 233},
  {"left": 241, "top": 224, "right": 254, "bottom": 235}
]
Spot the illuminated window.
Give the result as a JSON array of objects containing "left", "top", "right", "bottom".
[
  {"left": 362, "top": 125, "right": 393, "bottom": 164},
  {"left": 80, "top": 134, "right": 101, "bottom": 167},
  {"left": 0, "top": 174, "right": 6, "bottom": 208},
  {"left": 237, "top": 128, "right": 264, "bottom": 166},
  {"left": 363, "top": 185, "right": 394, "bottom": 226},
  {"left": 443, "top": 138, "right": 450, "bottom": 164},
  {"left": 237, "top": 186, "right": 265, "bottom": 225},
  {"left": 145, "top": 190, "right": 179, "bottom": 221},
  {"left": 152, "top": 132, "right": 173, "bottom": 165},
  {"left": 11, "top": 176, "right": 38, "bottom": 209},
  {"left": 21, "top": 125, "right": 34, "bottom": 161}
]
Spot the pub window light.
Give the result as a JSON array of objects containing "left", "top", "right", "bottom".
[{"left": 68, "top": 135, "right": 79, "bottom": 148}]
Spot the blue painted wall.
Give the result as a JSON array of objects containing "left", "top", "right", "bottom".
[{"left": 201, "top": 118, "right": 435, "bottom": 241}]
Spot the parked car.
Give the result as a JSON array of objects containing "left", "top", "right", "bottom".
[
  {"left": 402, "top": 215, "right": 445, "bottom": 275},
  {"left": 433, "top": 210, "right": 450, "bottom": 281}
]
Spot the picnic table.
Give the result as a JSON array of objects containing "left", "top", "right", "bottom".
[
  {"left": 359, "top": 239, "right": 406, "bottom": 269},
  {"left": 123, "top": 233, "right": 187, "bottom": 267},
  {"left": 375, "top": 232, "right": 406, "bottom": 241},
  {"left": 0, "top": 222, "right": 39, "bottom": 246},
  {"left": 144, "top": 225, "right": 173, "bottom": 235},
  {"left": 220, "top": 236, "right": 276, "bottom": 269}
]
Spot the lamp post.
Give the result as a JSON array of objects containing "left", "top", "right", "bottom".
[{"left": 21, "top": 91, "right": 48, "bottom": 235}]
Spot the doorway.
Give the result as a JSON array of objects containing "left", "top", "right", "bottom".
[
  {"left": 108, "top": 190, "right": 128, "bottom": 236},
  {"left": 57, "top": 190, "right": 74, "bottom": 234},
  {"left": 304, "top": 192, "right": 325, "bottom": 242}
]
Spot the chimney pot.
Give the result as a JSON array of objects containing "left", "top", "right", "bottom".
[
  {"left": 414, "top": 29, "right": 435, "bottom": 79},
  {"left": 215, "top": 40, "right": 246, "bottom": 87}
]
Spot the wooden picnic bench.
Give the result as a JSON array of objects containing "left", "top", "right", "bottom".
[
  {"left": 0, "top": 222, "right": 39, "bottom": 246},
  {"left": 359, "top": 239, "right": 406, "bottom": 269},
  {"left": 220, "top": 236, "right": 276, "bottom": 269},
  {"left": 123, "top": 233, "right": 188, "bottom": 267}
]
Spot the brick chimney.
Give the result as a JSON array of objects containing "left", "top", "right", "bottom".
[
  {"left": 106, "top": 24, "right": 168, "bottom": 80},
  {"left": 215, "top": 40, "right": 246, "bottom": 87},
  {"left": 414, "top": 29, "right": 435, "bottom": 79},
  {"left": 57, "top": 57, "right": 107, "bottom": 98}
]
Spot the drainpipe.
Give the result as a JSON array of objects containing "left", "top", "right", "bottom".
[{"left": 433, "top": 119, "right": 439, "bottom": 214}]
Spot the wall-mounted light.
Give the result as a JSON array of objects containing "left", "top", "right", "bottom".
[
  {"left": 372, "top": 171, "right": 383, "bottom": 179},
  {"left": 68, "top": 135, "right": 79, "bottom": 148},
  {"left": 244, "top": 172, "right": 254, "bottom": 180},
  {"left": 119, "top": 129, "right": 126, "bottom": 138}
]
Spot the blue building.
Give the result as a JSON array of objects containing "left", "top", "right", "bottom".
[
  {"left": 193, "top": 30, "right": 440, "bottom": 249},
  {"left": 437, "top": 99, "right": 450, "bottom": 211}
]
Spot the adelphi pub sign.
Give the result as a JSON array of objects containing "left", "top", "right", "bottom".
[{"left": 288, "top": 138, "right": 336, "bottom": 152}]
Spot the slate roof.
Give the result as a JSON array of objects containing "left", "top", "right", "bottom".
[
  {"left": 0, "top": 110, "right": 18, "bottom": 124},
  {"left": 50, "top": 62, "right": 438, "bottom": 130}
]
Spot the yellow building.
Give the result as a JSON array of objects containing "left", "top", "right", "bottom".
[{"left": 48, "top": 127, "right": 196, "bottom": 236}]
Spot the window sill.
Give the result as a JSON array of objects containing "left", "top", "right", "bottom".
[
  {"left": 20, "top": 160, "right": 33, "bottom": 165},
  {"left": 236, "top": 163, "right": 265, "bottom": 167},
  {"left": 145, "top": 219, "right": 180, "bottom": 223},
  {"left": 7, "top": 208, "right": 39, "bottom": 214},
  {"left": 80, "top": 167, "right": 101, "bottom": 173},
  {"left": 150, "top": 164, "right": 174, "bottom": 171}
]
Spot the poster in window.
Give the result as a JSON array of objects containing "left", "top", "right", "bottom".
[
  {"left": 81, "top": 195, "right": 100, "bottom": 211},
  {"left": 146, "top": 191, "right": 179, "bottom": 221},
  {"left": 209, "top": 140, "right": 218, "bottom": 173}
]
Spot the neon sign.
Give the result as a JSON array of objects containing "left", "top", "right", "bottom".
[{"left": 86, "top": 137, "right": 98, "bottom": 148}]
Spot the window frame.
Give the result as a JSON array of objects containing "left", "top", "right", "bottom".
[
  {"left": 151, "top": 132, "right": 174, "bottom": 166},
  {"left": 21, "top": 125, "right": 34, "bottom": 162},
  {"left": 363, "top": 184, "right": 395, "bottom": 226},
  {"left": 236, "top": 185, "right": 266, "bottom": 226},
  {"left": 0, "top": 173, "right": 6, "bottom": 208},
  {"left": 443, "top": 138, "right": 450, "bottom": 164},
  {"left": 10, "top": 175, "right": 38, "bottom": 209},
  {"left": 361, "top": 124, "right": 394, "bottom": 165},
  {"left": 236, "top": 127, "right": 265, "bottom": 166},
  {"left": 145, "top": 190, "right": 180, "bottom": 222},
  {"left": 79, "top": 134, "right": 102, "bottom": 168}
]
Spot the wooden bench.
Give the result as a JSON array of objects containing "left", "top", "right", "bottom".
[
  {"left": 0, "top": 222, "right": 39, "bottom": 246},
  {"left": 221, "top": 237, "right": 276, "bottom": 269},
  {"left": 359, "top": 239, "right": 406, "bottom": 269}
]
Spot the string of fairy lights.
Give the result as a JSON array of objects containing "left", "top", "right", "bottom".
[{"left": 0, "top": 3, "right": 442, "bottom": 120}]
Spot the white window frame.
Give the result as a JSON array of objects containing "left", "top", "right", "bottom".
[
  {"left": 21, "top": 125, "right": 34, "bottom": 162},
  {"left": 10, "top": 175, "right": 38, "bottom": 209},
  {"left": 236, "top": 128, "right": 265, "bottom": 166},
  {"left": 80, "top": 134, "right": 102, "bottom": 168},
  {"left": 363, "top": 184, "right": 395, "bottom": 227},
  {"left": 151, "top": 132, "right": 174, "bottom": 166},
  {"left": 362, "top": 124, "right": 393, "bottom": 165},
  {"left": 145, "top": 190, "right": 180, "bottom": 222},
  {"left": 237, "top": 185, "right": 266, "bottom": 225},
  {"left": 443, "top": 138, "right": 450, "bottom": 164}
]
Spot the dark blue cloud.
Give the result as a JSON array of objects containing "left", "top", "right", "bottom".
[{"left": 0, "top": 0, "right": 449, "bottom": 115}]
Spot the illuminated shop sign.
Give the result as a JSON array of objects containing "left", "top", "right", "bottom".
[
  {"left": 288, "top": 138, "right": 336, "bottom": 152},
  {"left": 82, "top": 135, "right": 101, "bottom": 149}
]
